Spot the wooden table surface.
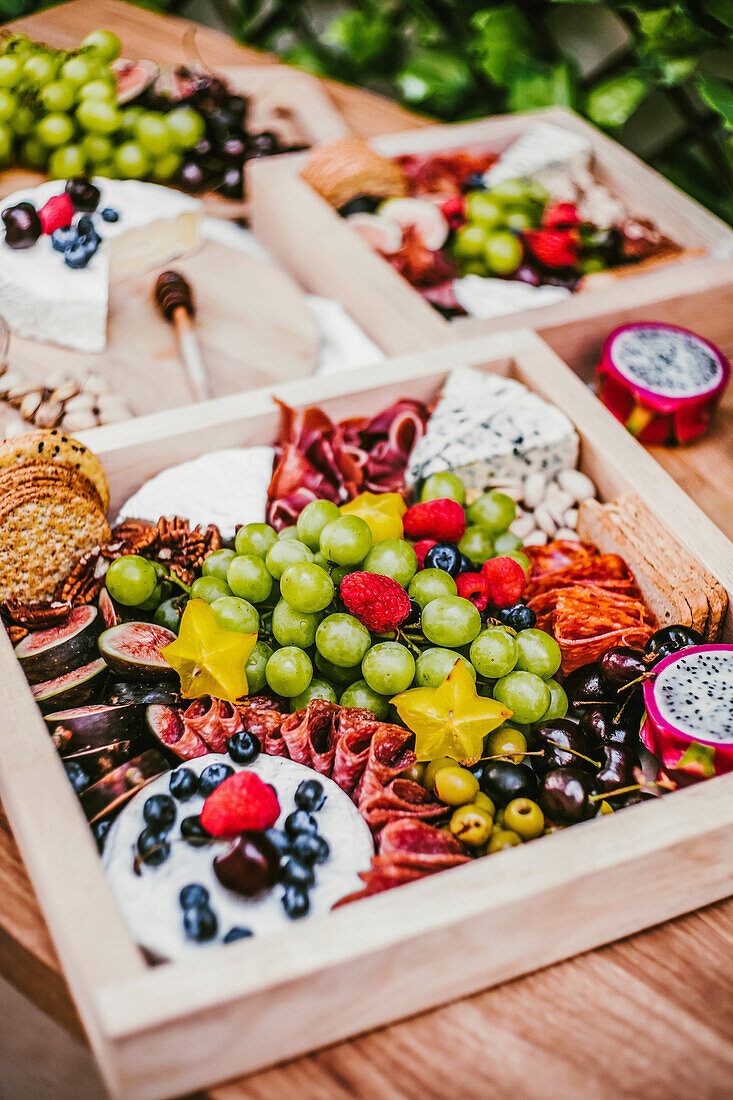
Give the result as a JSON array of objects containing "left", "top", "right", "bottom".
[{"left": 1, "top": 3, "right": 733, "bottom": 1097}]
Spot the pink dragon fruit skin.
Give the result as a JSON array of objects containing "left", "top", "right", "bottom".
[
  {"left": 642, "top": 644, "right": 733, "bottom": 782},
  {"left": 597, "top": 322, "right": 730, "bottom": 445}
]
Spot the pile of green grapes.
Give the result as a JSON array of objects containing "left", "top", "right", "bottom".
[
  {"left": 451, "top": 179, "right": 549, "bottom": 279},
  {"left": 0, "top": 30, "right": 204, "bottom": 182}
]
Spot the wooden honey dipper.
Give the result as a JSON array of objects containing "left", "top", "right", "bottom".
[{"left": 154, "top": 270, "right": 210, "bottom": 402}]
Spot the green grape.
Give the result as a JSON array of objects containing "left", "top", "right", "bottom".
[
  {"left": 315, "top": 651, "right": 362, "bottom": 686},
  {"left": 415, "top": 647, "right": 476, "bottom": 688},
  {"left": 37, "top": 113, "right": 75, "bottom": 148},
  {"left": 61, "top": 56, "right": 94, "bottom": 88},
  {"left": 0, "top": 56, "right": 22, "bottom": 88},
  {"left": 227, "top": 553, "right": 273, "bottom": 604},
  {"left": 422, "top": 596, "right": 481, "bottom": 648},
  {"left": 466, "top": 191, "right": 502, "bottom": 228},
  {"left": 167, "top": 106, "right": 205, "bottom": 149},
  {"left": 362, "top": 538, "right": 416, "bottom": 587},
  {"left": 81, "top": 30, "right": 122, "bottom": 63},
  {"left": 21, "top": 136, "right": 46, "bottom": 168},
  {"left": 330, "top": 564, "right": 352, "bottom": 587},
  {"left": 494, "top": 531, "right": 523, "bottom": 554},
  {"left": 362, "top": 642, "right": 415, "bottom": 695},
  {"left": 244, "top": 639, "right": 272, "bottom": 694},
  {"left": 24, "top": 53, "right": 58, "bottom": 85},
  {"left": 271, "top": 599, "right": 320, "bottom": 648},
  {"left": 189, "top": 575, "right": 232, "bottom": 604},
  {"left": 278, "top": 526, "right": 299, "bottom": 540},
  {"left": 202, "top": 548, "right": 236, "bottom": 582},
  {"left": 493, "top": 671, "right": 550, "bottom": 725},
  {"left": 290, "top": 677, "right": 337, "bottom": 711},
  {"left": 505, "top": 208, "right": 535, "bottom": 231},
  {"left": 114, "top": 140, "right": 150, "bottom": 179},
  {"left": 280, "top": 561, "right": 334, "bottom": 614},
  {"left": 0, "top": 123, "right": 13, "bottom": 163},
  {"left": 154, "top": 596, "right": 185, "bottom": 635},
  {"left": 120, "top": 105, "right": 145, "bottom": 133},
  {"left": 77, "top": 97, "right": 119, "bottom": 134},
  {"left": 539, "top": 678, "right": 568, "bottom": 722},
  {"left": 470, "top": 627, "right": 518, "bottom": 679},
  {"left": 340, "top": 678, "right": 390, "bottom": 719},
  {"left": 265, "top": 538, "right": 314, "bottom": 581},
  {"left": 296, "top": 499, "right": 341, "bottom": 550},
  {"left": 408, "top": 568, "right": 457, "bottom": 609},
  {"left": 151, "top": 150, "right": 182, "bottom": 182},
  {"left": 137, "top": 580, "right": 164, "bottom": 611},
  {"left": 452, "top": 224, "right": 488, "bottom": 260},
  {"left": 48, "top": 144, "right": 86, "bottom": 178},
  {"left": 78, "top": 78, "right": 115, "bottom": 101},
  {"left": 0, "top": 89, "right": 18, "bottom": 122},
  {"left": 514, "top": 628, "right": 561, "bottom": 679},
  {"left": 489, "top": 178, "right": 532, "bottom": 204},
  {"left": 211, "top": 595, "right": 259, "bottom": 634},
  {"left": 320, "top": 515, "right": 372, "bottom": 566},
  {"left": 459, "top": 524, "right": 495, "bottom": 567},
  {"left": 420, "top": 471, "right": 465, "bottom": 505},
  {"left": 506, "top": 550, "right": 531, "bottom": 577},
  {"left": 313, "top": 551, "right": 329, "bottom": 569},
  {"left": 95, "top": 160, "right": 118, "bottom": 179},
  {"left": 235, "top": 522, "right": 277, "bottom": 559},
  {"left": 135, "top": 111, "right": 174, "bottom": 156},
  {"left": 484, "top": 231, "right": 523, "bottom": 276},
  {"left": 460, "top": 261, "right": 487, "bottom": 277},
  {"left": 11, "top": 105, "right": 35, "bottom": 137},
  {"left": 265, "top": 646, "right": 313, "bottom": 697},
  {"left": 315, "top": 613, "right": 371, "bottom": 668},
  {"left": 105, "top": 555, "right": 157, "bottom": 606},
  {"left": 467, "top": 491, "right": 516, "bottom": 535}
]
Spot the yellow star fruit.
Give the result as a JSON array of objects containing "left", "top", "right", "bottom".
[
  {"left": 340, "top": 491, "right": 406, "bottom": 542},
  {"left": 160, "top": 599, "right": 257, "bottom": 703},
  {"left": 391, "top": 659, "right": 511, "bottom": 765}
]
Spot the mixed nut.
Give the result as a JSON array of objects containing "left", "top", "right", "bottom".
[{"left": 0, "top": 365, "right": 133, "bottom": 436}]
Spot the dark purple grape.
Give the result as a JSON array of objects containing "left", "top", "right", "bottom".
[
  {"left": 222, "top": 136, "right": 246, "bottom": 162},
  {"left": 337, "top": 194, "right": 381, "bottom": 217},
  {"left": 213, "top": 831, "right": 280, "bottom": 897},
  {"left": 220, "top": 166, "right": 243, "bottom": 199},
  {"left": 645, "top": 625, "right": 703, "bottom": 663},
  {"left": 205, "top": 108, "right": 231, "bottom": 147},
  {"left": 64, "top": 177, "right": 100, "bottom": 212},
  {"left": 580, "top": 708, "right": 638, "bottom": 748},
  {"left": 599, "top": 647, "right": 647, "bottom": 690},
  {"left": 2, "top": 202, "right": 42, "bottom": 249},
  {"left": 179, "top": 160, "right": 205, "bottom": 191},
  {"left": 540, "top": 767, "right": 597, "bottom": 825},
  {"left": 225, "top": 94, "right": 248, "bottom": 127},
  {"left": 248, "top": 130, "right": 279, "bottom": 157},
  {"left": 193, "top": 137, "right": 213, "bottom": 159},
  {"left": 534, "top": 718, "right": 597, "bottom": 773},
  {"left": 594, "top": 744, "right": 636, "bottom": 794},
  {"left": 479, "top": 761, "right": 538, "bottom": 806},
  {"left": 563, "top": 663, "right": 610, "bottom": 713},
  {"left": 515, "top": 264, "right": 540, "bottom": 286}
]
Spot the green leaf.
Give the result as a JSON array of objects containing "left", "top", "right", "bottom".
[
  {"left": 469, "top": 6, "right": 535, "bottom": 87},
  {"left": 706, "top": 0, "right": 733, "bottom": 29},
  {"left": 396, "top": 51, "right": 473, "bottom": 112},
  {"left": 697, "top": 74, "right": 733, "bottom": 130},
  {"left": 633, "top": 5, "right": 713, "bottom": 58},
  {"left": 657, "top": 57, "right": 698, "bottom": 87},
  {"left": 280, "top": 44, "right": 330, "bottom": 79},
  {"left": 585, "top": 72, "right": 651, "bottom": 128},
  {"left": 508, "top": 58, "right": 575, "bottom": 111},
  {"left": 321, "top": 7, "right": 397, "bottom": 71}
]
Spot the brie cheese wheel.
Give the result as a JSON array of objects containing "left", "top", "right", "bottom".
[
  {"left": 103, "top": 751, "right": 375, "bottom": 960},
  {"left": 453, "top": 274, "right": 571, "bottom": 320},
  {"left": 406, "top": 367, "right": 579, "bottom": 490},
  {"left": 485, "top": 123, "right": 593, "bottom": 187},
  {"left": 0, "top": 177, "right": 200, "bottom": 352},
  {"left": 116, "top": 446, "right": 276, "bottom": 540}
]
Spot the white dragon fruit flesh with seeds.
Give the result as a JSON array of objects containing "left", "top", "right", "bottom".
[
  {"left": 642, "top": 645, "right": 733, "bottom": 780},
  {"left": 597, "top": 323, "right": 730, "bottom": 445}
]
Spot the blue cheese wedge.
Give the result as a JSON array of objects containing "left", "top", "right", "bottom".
[
  {"left": 484, "top": 122, "right": 593, "bottom": 187},
  {"left": 406, "top": 367, "right": 578, "bottom": 491}
]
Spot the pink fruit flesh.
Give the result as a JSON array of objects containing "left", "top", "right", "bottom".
[
  {"left": 15, "top": 605, "right": 96, "bottom": 657},
  {"left": 111, "top": 623, "right": 175, "bottom": 664}
]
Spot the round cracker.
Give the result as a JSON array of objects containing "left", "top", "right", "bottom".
[{"left": 0, "top": 429, "right": 110, "bottom": 512}]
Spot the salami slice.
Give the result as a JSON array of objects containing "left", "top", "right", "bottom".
[
  {"left": 359, "top": 777, "right": 446, "bottom": 832},
  {"left": 239, "top": 704, "right": 287, "bottom": 757},
  {"left": 280, "top": 700, "right": 340, "bottom": 774},
  {"left": 355, "top": 724, "right": 416, "bottom": 804},
  {"left": 182, "top": 698, "right": 242, "bottom": 753},
  {"left": 332, "top": 708, "right": 377, "bottom": 795}
]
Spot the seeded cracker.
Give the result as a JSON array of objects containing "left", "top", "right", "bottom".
[{"left": 0, "top": 429, "right": 110, "bottom": 511}]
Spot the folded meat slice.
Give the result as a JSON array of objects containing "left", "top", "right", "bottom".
[
  {"left": 181, "top": 697, "right": 242, "bottom": 753},
  {"left": 280, "top": 699, "right": 340, "bottom": 772},
  {"left": 332, "top": 708, "right": 378, "bottom": 795}
]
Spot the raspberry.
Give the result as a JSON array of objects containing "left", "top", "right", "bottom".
[
  {"left": 38, "top": 193, "right": 75, "bottom": 235},
  {"left": 481, "top": 556, "right": 526, "bottom": 610},
  {"left": 441, "top": 195, "right": 465, "bottom": 229},
  {"left": 340, "top": 571, "right": 411, "bottom": 633},
  {"left": 523, "top": 228, "right": 579, "bottom": 270},
  {"left": 456, "top": 572, "right": 488, "bottom": 611},
  {"left": 413, "top": 538, "right": 437, "bottom": 570},
  {"left": 542, "top": 202, "right": 580, "bottom": 230},
  {"left": 200, "top": 770, "right": 280, "bottom": 838},
  {"left": 403, "top": 498, "right": 466, "bottom": 542}
]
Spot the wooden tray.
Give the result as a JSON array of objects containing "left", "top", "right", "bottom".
[
  {"left": 1, "top": 330, "right": 732, "bottom": 1098},
  {"left": 4, "top": 236, "right": 320, "bottom": 422},
  {"left": 248, "top": 107, "right": 733, "bottom": 377}
]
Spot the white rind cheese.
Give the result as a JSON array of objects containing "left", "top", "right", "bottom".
[
  {"left": 406, "top": 367, "right": 579, "bottom": 491},
  {"left": 484, "top": 122, "right": 593, "bottom": 187}
]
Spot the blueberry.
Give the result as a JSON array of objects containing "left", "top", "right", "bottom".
[
  {"left": 403, "top": 598, "right": 422, "bottom": 629},
  {"left": 51, "top": 225, "right": 77, "bottom": 252},
  {"left": 284, "top": 809, "right": 318, "bottom": 838},
  {"left": 227, "top": 730, "right": 261, "bottom": 765},
  {"left": 92, "top": 818, "right": 111, "bottom": 853},
  {"left": 282, "top": 885, "right": 310, "bottom": 919},
  {"left": 294, "top": 779, "right": 325, "bottom": 812},
  {"left": 180, "top": 815, "right": 212, "bottom": 846},
  {"left": 101, "top": 207, "right": 119, "bottom": 222},
  {"left": 169, "top": 767, "right": 199, "bottom": 801},
  {"left": 199, "top": 762, "right": 234, "bottom": 796},
  {"left": 63, "top": 242, "right": 95, "bottom": 269},
  {"left": 136, "top": 827, "right": 170, "bottom": 866},
  {"left": 424, "top": 543, "right": 462, "bottom": 577},
  {"left": 337, "top": 194, "right": 380, "bottom": 217},
  {"left": 179, "top": 883, "right": 209, "bottom": 909},
  {"left": 462, "top": 172, "right": 487, "bottom": 192},
  {"left": 76, "top": 214, "right": 98, "bottom": 239},
  {"left": 281, "top": 858, "right": 315, "bottom": 889},
  {"left": 64, "top": 760, "right": 89, "bottom": 794},
  {"left": 143, "top": 794, "right": 176, "bottom": 830},
  {"left": 264, "top": 827, "right": 291, "bottom": 860},
  {"left": 497, "top": 603, "right": 536, "bottom": 631},
  {"left": 223, "top": 926, "right": 254, "bottom": 943},
  {"left": 183, "top": 904, "right": 218, "bottom": 942},
  {"left": 292, "top": 832, "right": 330, "bottom": 867},
  {"left": 458, "top": 553, "right": 473, "bottom": 575}
]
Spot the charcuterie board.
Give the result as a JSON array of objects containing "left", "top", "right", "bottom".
[{"left": 0, "top": 329, "right": 731, "bottom": 1100}]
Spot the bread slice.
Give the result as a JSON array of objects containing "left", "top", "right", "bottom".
[
  {"left": 0, "top": 430, "right": 110, "bottom": 512},
  {"left": 301, "top": 137, "right": 408, "bottom": 208}
]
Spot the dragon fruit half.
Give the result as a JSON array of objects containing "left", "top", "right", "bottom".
[
  {"left": 597, "top": 322, "right": 730, "bottom": 445},
  {"left": 642, "top": 644, "right": 733, "bottom": 781}
]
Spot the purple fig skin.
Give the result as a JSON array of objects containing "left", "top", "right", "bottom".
[
  {"left": 539, "top": 767, "right": 597, "bottom": 825},
  {"left": 600, "top": 647, "right": 647, "bottom": 690}
]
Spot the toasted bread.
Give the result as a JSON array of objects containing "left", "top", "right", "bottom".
[{"left": 301, "top": 137, "right": 408, "bottom": 209}]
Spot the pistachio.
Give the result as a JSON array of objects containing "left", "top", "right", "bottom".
[
  {"left": 50, "top": 381, "right": 80, "bottom": 404},
  {"left": 34, "top": 401, "right": 64, "bottom": 429},
  {"left": 534, "top": 504, "right": 558, "bottom": 537},
  {"left": 61, "top": 409, "right": 98, "bottom": 431},
  {"left": 556, "top": 469, "right": 596, "bottom": 503},
  {"left": 0, "top": 371, "right": 24, "bottom": 399},
  {"left": 63, "top": 393, "right": 96, "bottom": 415},
  {"left": 555, "top": 527, "right": 581, "bottom": 541},
  {"left": 522, "top": 473, "right": 546, "bottom": 510},
  {"left": 20, "top": 391, "right": 43, "bottom": 421},
  {"left": 7, "top": 381, "right": 43, "bottom": 408}
]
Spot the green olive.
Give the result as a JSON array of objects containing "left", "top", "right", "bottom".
[
  {"left": 433, "top": 765, "right": 480, "bottom": 806},
  {"left": 401, "top": 761, "right": 426, "bottom": 785},
  {"left": 449, "top": 803, "right": 493, "bottom": 847},
  {"left": 473, "top": 791, "right": 496, "bottom": 817},
  {"left": 487, "top": 827, "right": 523, "bottom": 853},
  {"left": 486, "top": 725, "right": 527, "bottom": 764},
  {"left": 423, "top": 756, "right": 457, "bottom": 792},
  {"left": 504, "top": 797, "right": 544, "bottom": 839}
]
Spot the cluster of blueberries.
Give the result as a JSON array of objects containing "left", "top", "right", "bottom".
[{"left": 51, "top": 205, "right": 119, "bottom": 269}]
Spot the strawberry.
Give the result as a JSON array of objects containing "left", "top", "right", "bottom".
[
  {"left": 403, "top": 498, "right": 466, "bottom": 543},
  {"left": 542, "top": 202, "right": 580, "bottom": 230},
  {"left": 440, "top": 194, "right": 466, "bottom": 230},
  {"left": 38, "top": 193, "right": 75, "bottom": 235},
  {"left": 413, "top": 538, "right": 438, "bottom": 570},
  {"left": 523, "top": 228, "right": 580, "bottom": 270},
  {"left": 200, "top": 770, "right": 280, "bottom": 838},
  {"left": 340, "top": 571, "right": 411, "bottom": 633},
  {"left": 481, "top": 557, "right": 526, "bottom": 610}
]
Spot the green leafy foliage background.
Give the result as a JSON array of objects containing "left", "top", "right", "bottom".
[{"left": 3, "top": 0, "right": 733, "bottom": 221}]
